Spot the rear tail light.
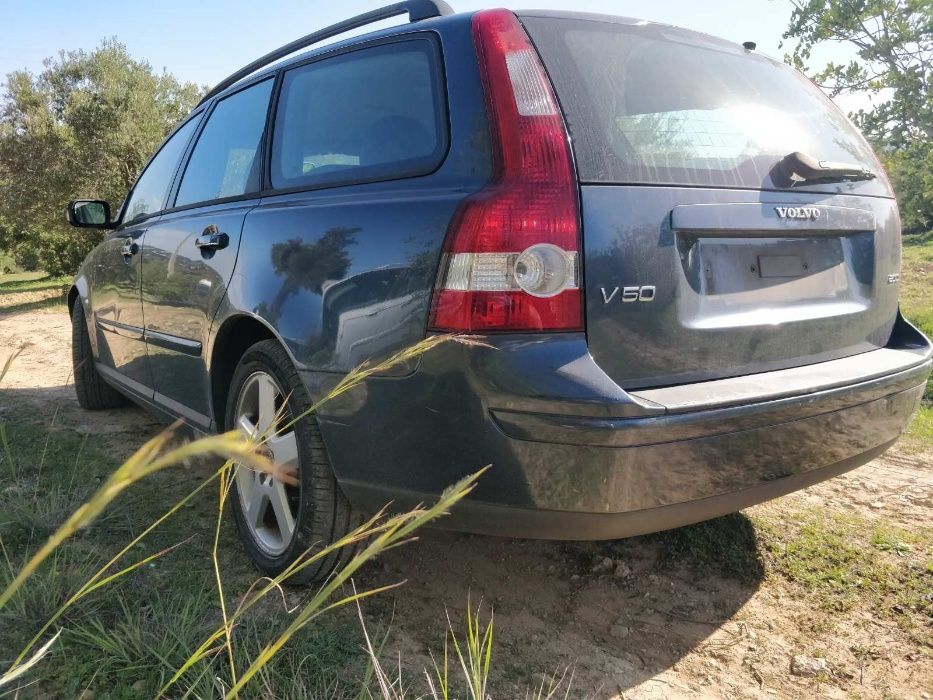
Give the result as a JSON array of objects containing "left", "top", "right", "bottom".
[{"left": 429, "top": 9, "right": 582, "bottom": 332}]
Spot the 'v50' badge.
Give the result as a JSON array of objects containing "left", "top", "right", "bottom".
[{"left": 600, "top": 286, "right": 656, "bottom": 304}]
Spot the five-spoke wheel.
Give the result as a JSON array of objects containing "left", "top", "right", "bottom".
[
  {"left": 227, "top": 339, "right": 361, "bottom": 583},
  {"left": 234, "top": 371, "right": 300, "bottom": 556}
]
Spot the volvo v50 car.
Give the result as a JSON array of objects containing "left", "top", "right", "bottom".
[{"left": 67, "top": 1, "right": 932, "bottom": 581}]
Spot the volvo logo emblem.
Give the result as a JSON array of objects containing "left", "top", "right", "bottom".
[{"left": 775, "top": 206, "right": 821, "bottom": 220}]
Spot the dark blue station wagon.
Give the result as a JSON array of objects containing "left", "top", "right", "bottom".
[{"left": 67, "top": 1, "right": 932, "bottom": 581}]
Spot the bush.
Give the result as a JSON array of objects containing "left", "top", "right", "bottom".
[{"left": 0, "top": 40, "right": 203, "bottom": 277}]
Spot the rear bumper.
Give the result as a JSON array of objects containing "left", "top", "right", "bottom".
[
  {"left": 342, "top": 440, "right": 899, "bottom": 539},
  {"left": 309, "top": 314, "right": 931, "bottom": 539}
]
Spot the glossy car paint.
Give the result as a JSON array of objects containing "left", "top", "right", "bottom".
[
  {"left": 220, "top": 29, "right": 488, "bottom": 373},
  {"left": 70, "top": 9, "right": 932, "bottom": 539},
  {"left": 142, "top": 200, "right": 257, "bottom": 426},
  {"left": 581, "top": 187, "right": 901, "bottom": 388},
  {"left": 305, "top": 316, "right": 928, "bottom": 535},
  {"left": 85, "top": 218, "right": 153, "bottom": 395}
]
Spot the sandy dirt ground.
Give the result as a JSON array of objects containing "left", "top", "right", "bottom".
[{"left": 1, "top": 298, "right": 931, "bottom": 699}]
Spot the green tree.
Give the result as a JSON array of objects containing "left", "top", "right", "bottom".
[
  {"left": 0, "top": 39, "right": 203, "bottom": 275},
  {"left": 782, "top": 0, "right": 933, "bottom": 231}
]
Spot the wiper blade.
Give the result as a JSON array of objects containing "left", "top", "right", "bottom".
[{"left": 774, "top": 151, "right": 876, "bottom": 186}]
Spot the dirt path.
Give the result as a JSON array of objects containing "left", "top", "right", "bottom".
[{"left": 1, "top": 303, "right": 931, "bottom": 699}]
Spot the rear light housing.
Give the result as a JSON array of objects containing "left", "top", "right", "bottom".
[{"left": 428, "top": 9, "right": 583, "bottom": 332}]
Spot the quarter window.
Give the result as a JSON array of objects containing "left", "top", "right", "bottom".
[
  {"left": 271, "top": 39, "right": 446, "bottom": 190},
  {"left": 175, "top": 79, "right": 273, "bottom": 207},
  {"left": 123, "top": 116, "right": 200, "bottom": 223}
]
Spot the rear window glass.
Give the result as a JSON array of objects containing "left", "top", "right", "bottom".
[
  {"left": 271, "top": 39, "right": 447, "bottom": 190},
  {"left": 522, "top": 16, "right": 884, "bottom": 192}
]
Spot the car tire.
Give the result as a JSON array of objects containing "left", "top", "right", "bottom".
[
  {"left": 226, "top": 340, "right": 362, "bottom": 584},
  {"left": 71, "top": 301, "right": 127, "bottom": 410}
]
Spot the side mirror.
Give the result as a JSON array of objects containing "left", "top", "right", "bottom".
[{"left": 67, "top": 200, "right": 113, "bottom": 229}]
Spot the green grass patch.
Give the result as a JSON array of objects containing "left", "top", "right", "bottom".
[
  {"left": 900, "top": 232, "right": 933, "bottom": 328},
  {"left": 903, "top": 230, "right": 933, "bottom": 248},
  {"left": 0, "top": 292, "right": 69, "bottom": 314},
  {"left": 905, "top": 404, "right": 933, "bottom": 446},
  {"left": 900, "top": 232, "right": 933, "bottom": 441},
  {"left": 0, "top": 272, "right": 62, "bottom": 290},
  {"left": 0, "top": 271, "right": 70, "bottom": 315},
  {"left": 0, "top": 408, "right": 366, "bottom": 698},
  {"left": 756, "top": 509, "right": 932, "bottom": 635}
]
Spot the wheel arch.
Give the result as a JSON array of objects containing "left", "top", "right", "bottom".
[
  {"left": 68, "top": 275, "right": 101, "bottom": 357},
  {"left": 208, "top": 313, "right": 292, "bottom": 431},
  {"left": 68, "top": 274, "right": 91, "bottom": 317},
  {"left": 67, "top": 286, "right": 80, "bottom": 316}
]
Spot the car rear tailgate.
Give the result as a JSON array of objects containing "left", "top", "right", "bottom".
[
  {"left": 521, "top": 12, "right": 901, "bottom": 388},
  {"left": 580, "top": 185, "right": 900, "bottom": 387}
]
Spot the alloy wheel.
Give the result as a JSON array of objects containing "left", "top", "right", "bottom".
[{"left": 234, "top": 371, "right": 301, "bottom": 556}]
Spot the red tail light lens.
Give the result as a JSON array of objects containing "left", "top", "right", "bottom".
[{"left": 429, "top": 9, "right": 582, "bottom": 332}]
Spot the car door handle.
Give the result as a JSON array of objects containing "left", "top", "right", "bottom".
[
  {"left": 195, "top": 229, "right": 229, "bottom": 250},
  {"left": 121, "top": 239, "right": 139, "bottom": 258}
]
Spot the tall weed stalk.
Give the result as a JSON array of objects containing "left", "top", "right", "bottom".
[{"left": 0, "top": 335, "right": 485, "bottom": 694}]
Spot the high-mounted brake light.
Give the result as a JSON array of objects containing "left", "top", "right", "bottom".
[{"left": 429, "top": 9, "right": 583, "bottom": 332}]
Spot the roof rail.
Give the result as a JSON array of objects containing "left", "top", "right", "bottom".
[{"left": 198, "top": 0, "right": 455, "bottom": 106}]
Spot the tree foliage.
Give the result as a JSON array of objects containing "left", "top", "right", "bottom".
[
  {"left": 0, "top": 39, "right": 202, "bottom": 275},
  {"left": 783, "top": 0, "right": 933, "bottom": 230}
]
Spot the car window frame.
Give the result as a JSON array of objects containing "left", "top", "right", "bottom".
[
  {"left": 165, "top": 74, "right": 278, "bottom": 214},
  {"left": 115, "top": 110, "right": 206, "bottom": 229},
  {"left": 263, "top": 32, "right": 450, "bottom": 197}
]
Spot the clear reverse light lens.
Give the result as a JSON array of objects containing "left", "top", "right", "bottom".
[
  {"left": 513, "top": 244, "right": 573, "bottom": 297},
  {"left": 442, "top": 246, "right": 576, "bottom": 297}
]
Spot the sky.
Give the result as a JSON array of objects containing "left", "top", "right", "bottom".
[{"left": 0, "top": 0, "right": 870, "bottom": 112}]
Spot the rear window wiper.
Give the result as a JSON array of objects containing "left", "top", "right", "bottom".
[{"left": 773, "top": 151, "right": 876, "bottom": 186}]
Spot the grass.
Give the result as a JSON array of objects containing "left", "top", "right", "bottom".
[
  {"left": 0, "top": 272, "right": 67, "bottom": 293},
  {"left": 0, "top": 271, "right": 70, "bottom": 315},
  {"left": 1, "top": 336, "right": 535, "bottom": 699},
  {"left": 755, "top": 509, "right": 933, "bottom": 643},
  {"left": 0, "top": 412, "right": 260, "bottom": 696},
  {"left": 899, "top": 231, "right": 933, "bottom": 448},
  {"left": 906, "top": 405, "right": 933, "bottom": 445},
  {"left": 0, "top": 292, "right": 69, "bottom": 315}
]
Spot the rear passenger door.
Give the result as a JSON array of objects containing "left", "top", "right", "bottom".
[
  {"left": 141, "top": 78, "right": 274, "bottom": 427},
  {"left": 236, "top": 37, "right": 452, "bottom": 372}
]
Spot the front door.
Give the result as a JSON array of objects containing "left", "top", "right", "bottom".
[
  {"left": 88, "top": 220, "right": 150, "bottom": 395},
  {"left": 89, "top": 114, "right": 202, "bottom": 396},
  {"left": 141, "top": 77, "right": 274, "bottom": 427}
]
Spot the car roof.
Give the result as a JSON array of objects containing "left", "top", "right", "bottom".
[
  {"left": 202, "top": 7, "right": 751, "bottom": 108},
  {"left": 203, "top": 10, "right": 465, "bottom": 107}
]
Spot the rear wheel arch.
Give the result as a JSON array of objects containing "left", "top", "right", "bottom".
[{"left": 209, "top": 315, "right": 280, "bottom": 430}]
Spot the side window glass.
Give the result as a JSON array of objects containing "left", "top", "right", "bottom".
[
  {"left": 271, "top": 39, "right": 446, "bottom": 190},
  {"left": 175, "top": 79, "right": 273, "bottom": 207},
  {"left": 123, "top": 117, "right": 200, "bottom": 223}
]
